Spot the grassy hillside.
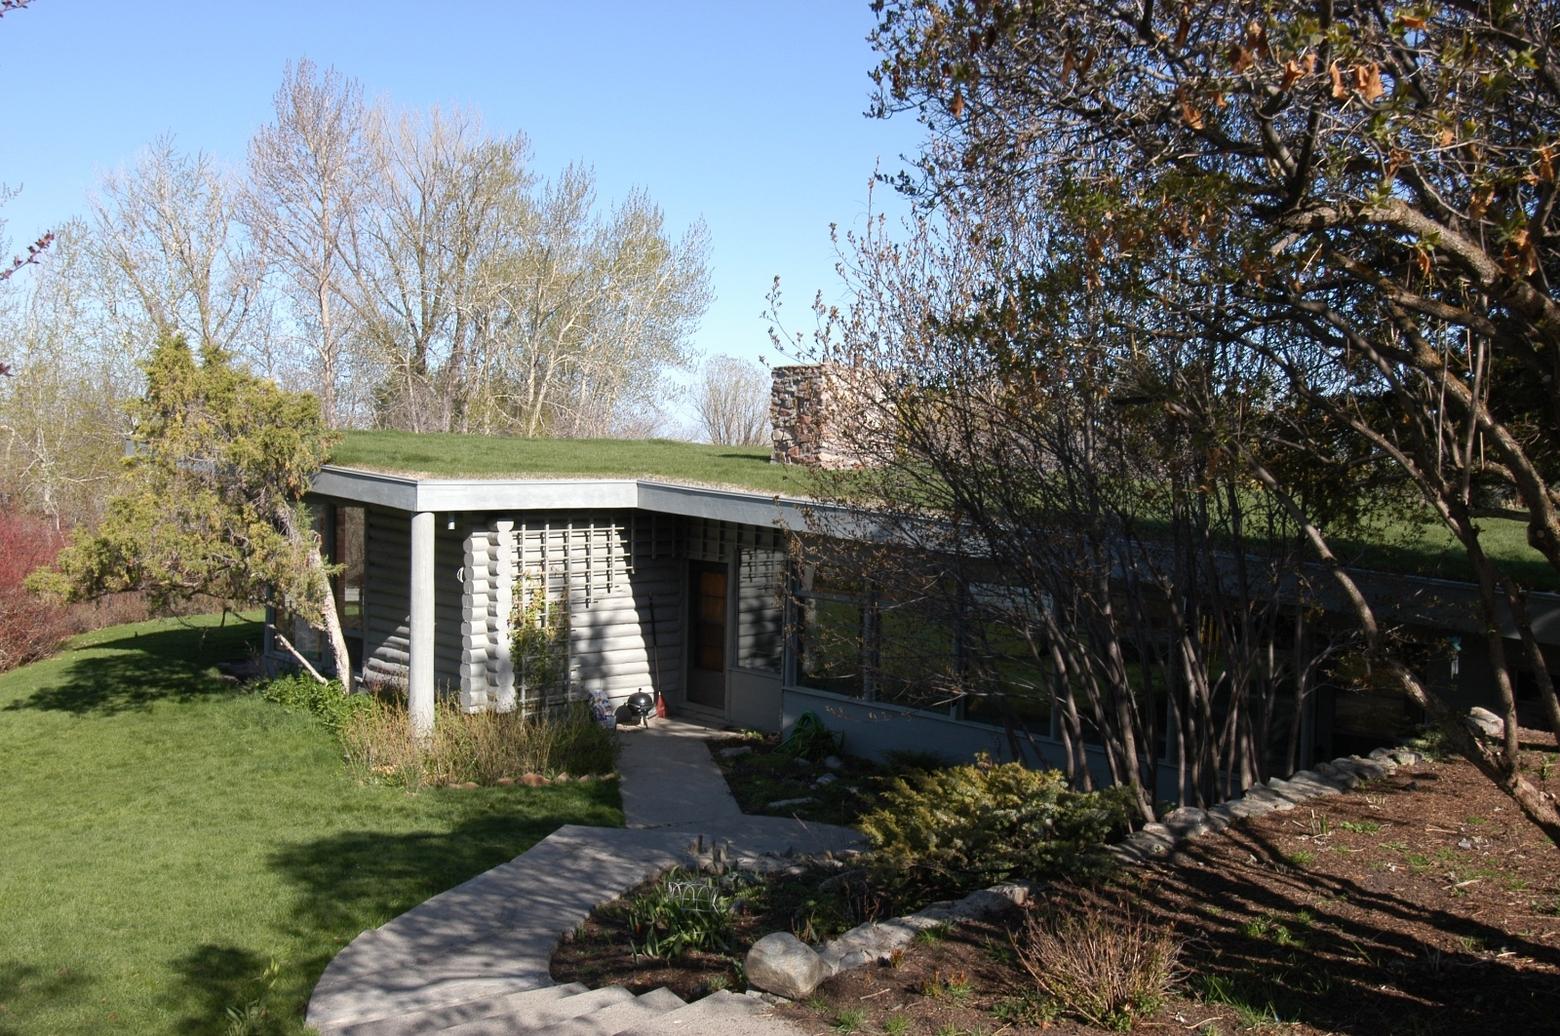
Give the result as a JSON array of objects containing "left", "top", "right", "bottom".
[{"left": 0, "top": 614, "right": 621, "bottom": 1034}]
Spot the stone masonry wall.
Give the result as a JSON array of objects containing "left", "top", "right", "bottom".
[{"left": 769, "top": 363, "right": 878, "bottom": 469}]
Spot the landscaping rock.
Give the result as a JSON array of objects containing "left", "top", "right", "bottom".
[
  {"left": 1242, "top": 785, "right": 1297, "bottom": 811},
  {"left": 1204, "top": 802, "right": 1240, "bottom": 829},
  {"left": 1313, "top": 761, "right": 1360, "bottom": 790},
  {"left": 1287, "top": 770, "right": 1343, "bottom": 797},
  {"left": 745, "top": 932, "right": 830, "bottom": 999},
  {"left": 951, "top": 885, "right": 1027, "bottom": 919},
  {"left": 822, "top": 755, "right": 844, "bottom": 771},
  {"left": 1162, "top": 806, "right": 1213, "bottom": 839},
  {"left": 719, "top": 746, "right": 753, "bottom": 760},
  {"left": 520, "top": 773, "right": 546, "bottom": 787},
  {"left": 1223, "top": 796, "right": 1277, "bottom": 820},
  {"left": 1467, "top": 706, "right": 1505, "bottom": 739},
  {"left": 1347, "top": 755, "right": 1392, "bottom": 780},
  {"left": 496, "top": 776, "right": 516, "bottom": 786},
  {"left": 819, "top": 921, "right": 919, "bottom": 972},
  {"left": 1265, "top": 778, "right": 1312, "bottom": 805},
  {"left": 766, "top": 797, "right": 815, "bottom": 810},
  {"left": 1367, "top": 747, "right": 1401, "bottom": 771},
  {"left": 1389, "top": 748, "right": 1422, "bottom": 767},
  {"left": 813, "top": 774, "right": 839, "bottom": 787},
  {"left": 1124, "top": 824, "right": 1176, "bottom": 856}
]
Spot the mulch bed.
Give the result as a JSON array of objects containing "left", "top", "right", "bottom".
[{"left": 556, "top": 746, "right": 1560, "bottom": 1034}]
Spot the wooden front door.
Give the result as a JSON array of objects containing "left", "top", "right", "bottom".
[{"left": 687, "top": 561, "right": 728, "bottom": 711}]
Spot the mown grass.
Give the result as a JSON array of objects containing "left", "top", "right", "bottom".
[
  {"left": 330, "top": 429, "right": 801, "bottom": 495},
  {"left": 328, "top": 430, "right": 1554, "bottom": 589},
  {"left": 0, "top": 614, "right": 621, "bottom": 1034}
]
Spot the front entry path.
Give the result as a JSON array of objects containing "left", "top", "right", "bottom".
[{"left": 306, "top": 720, "right": 862, "bottom": 1035}]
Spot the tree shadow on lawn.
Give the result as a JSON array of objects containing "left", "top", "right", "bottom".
[
  {"left": 166, "top": 788, "right": 620, "bottom": 1034},
  {"left": 0, "top": 961, "right": 94, "bottom": 1036},
  {"left": 3, "top": 621, "right": 261, "bottom": 716},
  {"left": 1122, "top": 814, "right": 1560, "bottom": 1033}
]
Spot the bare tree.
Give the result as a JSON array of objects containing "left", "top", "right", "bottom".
[
  {"left": 696, "top": 353, "right": 771, "bottom": 446},
  {"left": 244, "top": 59, "right": 368, "bottom": 427},
  {"left": 867, "top": 0, "right": 1560, "bottom": 844},
  {"left": 0, "top": 221, "right": 132, "bottom": 528},
  {"left": 90, "top": 137, "right": 269, "bottom": 360}
]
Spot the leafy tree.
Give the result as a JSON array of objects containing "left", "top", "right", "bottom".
[
  {"left": 864, "top": 0, "right": 1560, "bottom": 841},
  {"left": 32, "top": 335, "right": 352, "bottom": 689}
]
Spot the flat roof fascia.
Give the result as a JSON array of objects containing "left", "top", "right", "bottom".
[{"left": 310, "top": 466, "right": 1560, "bottom": 644}]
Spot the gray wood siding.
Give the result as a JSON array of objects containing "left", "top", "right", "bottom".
[
  {"left": 737, "top": 546, "right": 786, "bottom": 672},
  {"left": 362, "top": 507, "right": 464, "bottom": 693},
  {"left": 508, "top": 512, "right": 684, "bottom": 705}
]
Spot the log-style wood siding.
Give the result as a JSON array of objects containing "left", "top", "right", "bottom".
[{"left": 357, "top": 506, "right": 788, "bottom": 714}]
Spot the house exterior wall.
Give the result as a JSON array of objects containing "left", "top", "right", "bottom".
[{"left": 361, "top": 506, "right": 464, "bottom": 692}]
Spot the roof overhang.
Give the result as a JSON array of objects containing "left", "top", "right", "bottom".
[{"left": 308, "top": 464, "right": 852, "bottom": 533}]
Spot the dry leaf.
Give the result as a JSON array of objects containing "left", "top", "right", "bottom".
[
  {"left": 1230, "top": 44, "right": 1253, "bottom": 73},
  {"left": 1358, "top": 63, "right": 1385, "bottom": 103},
  {"left": 1280, "top": 57, "right": 1305, "bottom": 89},
  {"left": 1174, "top": 10, "right": 1190, "bottom": 50},
  {"left": 1469, "top": 188, "right": 1493, "bottom": 219},
  {"left": 1399, "top": 13, "right": 1427, "bottom": 29},
  {"left": 951, "top": 88, "right": 965, "bottom": 119},
  {"left": 1537, "top": 145, "right": 1556, "bottom": 182},
  {"left": 1181, "top": 94, "right": 1205, "bottom": 129},
  {"left": 1437, "top": 127, "right": 1456, "bottom": 148},
  {"left": 1246, "top": 19, "right": 1270, "bottom": 59},
  {"left": 1330, "top": 61, "right": 1348, "bottom": 99},
  {"left": 1061, "top": 50, "right": 1075, "bottom": 82}
]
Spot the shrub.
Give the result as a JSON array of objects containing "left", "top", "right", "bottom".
[
  {"left": 621, "top": 869, "right": 752, "bottom": 960},
  {"left": 1012, "top": 900, "right": 1183, "bottom": 1031},
  {"left": 258, "top": 673, "right": 374, "bottom": 735},
  {"left": 340, "top": 698, "right": 616, "bottom": 788},
  {"left": 779, "top": 710, "right": 841, "bottom": 761},
  {"left": 858, "top": 755, "right": 1130, "bottom": 902},
  {"left": 0, "top": 509, "right": 70, "bottom": 672}
]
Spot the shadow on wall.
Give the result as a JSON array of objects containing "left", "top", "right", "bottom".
[{"left": 1, "top": 620, "right": 262, "bottom": 716}]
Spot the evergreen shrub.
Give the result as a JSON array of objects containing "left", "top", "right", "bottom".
[{"left": 859, "top": 755, "right": 1130, "bottom": 902}]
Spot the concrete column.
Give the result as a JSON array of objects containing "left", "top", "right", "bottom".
[
  {"left": 409, "top": 510, "right": 436, "bottom": 739},
  {"left": 492, "top": 520, "right": 517, "bottom": 712}
]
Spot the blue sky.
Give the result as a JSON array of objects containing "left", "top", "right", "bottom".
[{"left": 2, "top": 0, "right": 922, "bottom": 377}]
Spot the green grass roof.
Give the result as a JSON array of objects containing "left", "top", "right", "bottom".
[
  {"left": 328, "top": 429, "right": 808, "bottom": 495},
  {"left": 327, "top": 430, "right": 1554, "bottom": 591}
]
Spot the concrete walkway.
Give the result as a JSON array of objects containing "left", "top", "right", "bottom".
[{"left": 306, "top": 720, "right": 861, "bottom": 1034}]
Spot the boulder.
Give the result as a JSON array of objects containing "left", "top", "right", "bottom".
[
  {"left": 1466, "top": 707, "right": 1505, "bottom": 739},
  {"left": 1264, "top": 778, "right": 1312, "bottom": 805},
  {"left": 1162, "top": 806, "right": 1213, "bottom": 839},
  {"left": 746, "top": 932, "right": 830, "bottom": 999}
]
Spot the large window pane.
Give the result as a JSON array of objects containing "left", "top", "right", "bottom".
[
  {"left": 874, "top": 596, "right": 961, "bottom": 713},
  {"left": 797, "top": 596, "right": 865, "bottom": 698}
]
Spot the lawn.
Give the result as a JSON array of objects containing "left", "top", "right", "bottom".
[
  {"left": 329, "top": 429, "right": 803, "bottom": 496},
  {"left": 0, "top": 614, "right": 621, "bottom": 1035}
]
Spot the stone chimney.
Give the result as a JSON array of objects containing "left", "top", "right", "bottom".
[{"left": 769, "top": 363, "right": 875, "bottom": 469}]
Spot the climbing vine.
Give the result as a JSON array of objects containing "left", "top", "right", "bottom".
[{"left": 512, "top": 570, "right": 571, "bottom": 709}]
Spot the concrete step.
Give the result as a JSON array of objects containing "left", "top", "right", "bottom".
[
  {"left": 319, "top": 982, "right": 588, "bottom": 1036},
  {"left": 540, "top": 987, "right": 688, "bottom": 1036},
  {"left": 614, "top": 990, "right": 803, "bottom": 1036},
  {"left": 434, "top": 985, "right": 638, "bottom": 1034}
]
